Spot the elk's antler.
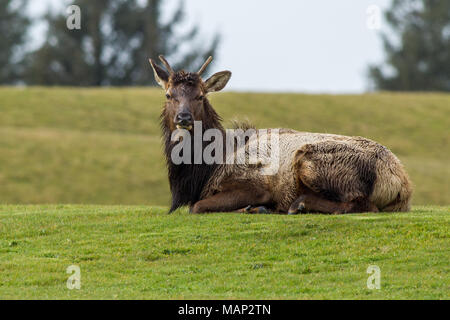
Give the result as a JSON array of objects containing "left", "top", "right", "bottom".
[
  {"left": 198, "top": 56, "right": 213, "bottom": 76},
  {"left": 158, "top": 55, "right": 174, "bottom": 74}
]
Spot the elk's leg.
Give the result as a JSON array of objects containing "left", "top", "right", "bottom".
[
  {"left": 288, "top": 196, "right": 307, "bottom": 215},
  {"left": 191, "top": 188, "right": 271, "bottom": 214},
  {"left": 288, "top": 194, "right": 379, "bottom": 215},
  {"left": 288, "top": 194, "right": 345, "bottom": 214},
  {"left": 237, "top": 205, "right": 270, "bottom": 214}
]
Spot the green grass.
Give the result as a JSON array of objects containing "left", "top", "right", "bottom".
[
  {"left": 1, "top": 88, "right": 448, "bottom": 300},
  {"left": 0, "top": 205, "right": 448, "bottom": 299},
  {"left": 0, "top": 87, "right": 449, "bottom": 205}
]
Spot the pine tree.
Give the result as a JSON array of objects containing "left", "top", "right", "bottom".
[
  {"left": 369, "top": 0, "right": 450, "bottom": 91},
  {"left": 0, "top": 0, "right": 30, "bottom": 84},
  {"left": 26, "top": 0, "right": 219, "bottom": 86}
]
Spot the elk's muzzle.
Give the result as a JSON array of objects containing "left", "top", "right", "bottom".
[{"left": 174, "top": 112, "right": 193, "bottom": 130}]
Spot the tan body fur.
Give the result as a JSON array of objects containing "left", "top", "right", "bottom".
[{"left": 203, "top": 129, "right": 412, "bottom": 213}]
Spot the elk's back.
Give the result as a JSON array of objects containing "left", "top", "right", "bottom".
[{"left": 202, "top": 129, "right": 411, "bottom": 212}]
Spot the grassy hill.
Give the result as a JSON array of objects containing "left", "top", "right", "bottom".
[
  {"left": 0, "top": 87, "right": 449, "bottom": 206},
  {"left": 0, "top": 89, "right": 448, "bottom": 299},
  {"left": 0, "top": 205, "right": 448, "bottom": 299}
]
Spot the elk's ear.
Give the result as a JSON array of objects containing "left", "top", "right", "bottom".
[
  {"left": 205, "top": 71, "right": 232, "bottom": 93},
  {"left": 149, "top": 59, "right": 169, "bottom": 89}
]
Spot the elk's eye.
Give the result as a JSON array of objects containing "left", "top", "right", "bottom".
[
  {"left": 197, "top": 95, "right": 204, "bottom": 101},
  {"left": 166, "top": 93, "right": 171, "bottom": 99}
]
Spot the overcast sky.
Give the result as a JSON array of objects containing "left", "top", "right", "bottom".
[{"left": 29, "top": 0, "right": 393, "bottom": 93}]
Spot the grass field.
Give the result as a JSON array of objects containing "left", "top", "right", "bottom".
[
  {"left": 0, "top": 205, "right": 448, "bottom": 299},
  {"left": 0, "top": 88, "right": 448, "bottom": 299},
  {"left": 0, "top": 87, "right": 449, "bottom": 206}
]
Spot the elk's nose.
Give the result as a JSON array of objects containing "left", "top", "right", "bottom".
[{"left": 175, "top": 112, "right": 193, "bottom": 125}]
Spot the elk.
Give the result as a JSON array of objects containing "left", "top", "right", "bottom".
[{"left": 149, "top": 55, "right": 412, "bottom": 214}]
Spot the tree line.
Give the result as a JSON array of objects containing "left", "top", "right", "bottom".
[
  {"left": 1, "top": 0, "right": 219, "bottom": 86},
  {"left": 1, "top": 0, "right": 449, "bottom": 90}
]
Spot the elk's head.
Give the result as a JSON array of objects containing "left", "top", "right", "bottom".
[{"left": 149, "top": 55, "right": 231, "bottom": 131}]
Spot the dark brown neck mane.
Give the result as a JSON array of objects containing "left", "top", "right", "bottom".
[{"left": 161, "top": 98, "right": 224, "bottom": 212}]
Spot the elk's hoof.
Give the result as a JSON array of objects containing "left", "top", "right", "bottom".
[
  {"left": 288, "top": 200, "right": 306, "bottom": 215},
  {"left": 244, "top": 205, "right": 269, "bottom": 214},
  {"left": 255, "top": 206, "right": 269, "bottom": 214}
]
